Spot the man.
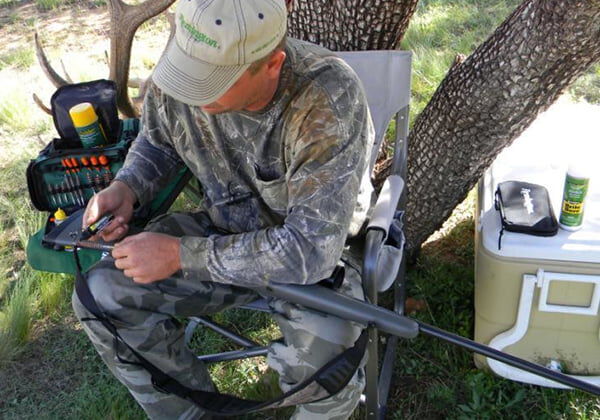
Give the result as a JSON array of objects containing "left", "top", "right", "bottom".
[{"left": 73, "top": 0, "right": 375, "bottom": 418}]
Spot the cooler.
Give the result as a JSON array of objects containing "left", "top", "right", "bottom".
[{"left": 474, "top": 103, "right": 600, "bottom": 388}]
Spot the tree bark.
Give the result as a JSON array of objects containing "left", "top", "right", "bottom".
[
  {"left": 288, "top": 0, "right": 419, "bottom": 51},
  {"left": 401, "top": 0, "right": 600, "bottom": 251}
]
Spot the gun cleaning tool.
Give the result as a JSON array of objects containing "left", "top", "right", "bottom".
[
  {"left": 98, "top": 155, "right": 113, "bottom": 185},
  {"left": 69, "top": 158, "right": 86, "bottom": 206},
  {"left": 86, "top": 172, "right": 97, "bottom": 193},
  {"left": 98, "top": 154, "right": 109, "bottom": 166},
  {"left": 94, "top": 174, "right": 104, "bottom": 190},
  {"left": 47, "top": 184, "right": 58, "bottom": 207},
  {"left": 90, "top": 156, "right": 100, "bottom": 173},
  {"left": 62, "top": 170, "right": 81, "bottom": 207},
  {"left": 67, "top": 159, "right": 86, "bottom": 207},
  {"left": 80, "top": 157, "right": 98, "bottom": 193},
  {"left": 80, "top": 213, "right": 114, "bottom": 240},
  {"left": 50, "top": 184, "right": 64, "bottom": 206},
  {"left": 62, "top": 178, "right": 77, "bottom": 207}
]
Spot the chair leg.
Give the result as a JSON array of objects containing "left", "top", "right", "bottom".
[
  {"left": 365, "top": 256, "right": 407, "bottom": 419},
  {"left": 185, "top": 316, "right": 271, "bottom": 364},
  {"left": 365, "top": 325, "right": 381, "bottom": 419}
]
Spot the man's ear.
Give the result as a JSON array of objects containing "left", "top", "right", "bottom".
[{"left": 265, "top": 50, "right": 286, "bottom": 78}]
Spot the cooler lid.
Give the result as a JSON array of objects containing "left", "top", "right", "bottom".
[{"left": 478, "top": 100, "right": 600, "bottom": 264}]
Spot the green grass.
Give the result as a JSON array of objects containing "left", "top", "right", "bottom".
[
  {"left": 35, "top": 0, "right": 71, "bottom": 11},
  {"left": 570, "top": 62, "right": 600, "bottom": 105},
  {"left": 0, "top": 0, "right": 599, "bottom": 418},
  {"left": 0, "top": 46, "right": 34, "bottom": 70},
  {"left": 0, "top": 87, "right": 52, "bottom": 136},
  {"left": 0, "top": 0, "right": 19, "bottom": 8},
  {"left": 0, "top": 268, "right": 39, "bottom": 365}
]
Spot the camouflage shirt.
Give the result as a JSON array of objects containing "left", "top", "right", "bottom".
[{"left": 115, "top": 38, "right": 374, "bottom": 288}]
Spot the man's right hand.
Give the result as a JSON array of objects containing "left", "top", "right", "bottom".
[{"left": 83, "top": 180, "right": 137, "bottom": 242}]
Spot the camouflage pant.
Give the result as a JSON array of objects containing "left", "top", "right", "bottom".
[{"left": 72, "top": 212, "right": 366, "bottom": 420}]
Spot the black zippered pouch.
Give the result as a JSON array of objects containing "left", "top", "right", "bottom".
[{"left": 494, "top": 180, "right": 558, "bottom": 249}]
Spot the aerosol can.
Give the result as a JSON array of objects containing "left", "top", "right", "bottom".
[
  {"left": 559, "top": 163, "right": 591, "bottom": 231},
  {"left": 69, "top": 102, "right": 107, "bottom": 148}
]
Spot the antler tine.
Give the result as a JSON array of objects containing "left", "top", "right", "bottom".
[
  {"left": 107, "top": 0, "right": 176, "bottom": 118},
  {"left": 34, "top": 31, "right": 69, "bottom": 88},
  {"left": 60, "top": 59, "right": 74, "bottom": 84},
  {"left": 32, "top": 93, "right": 52, "bottom": 115}
]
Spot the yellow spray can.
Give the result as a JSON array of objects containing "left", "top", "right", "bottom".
[{"left": 69, "top": 102, "right": 107, "bottom": 148}]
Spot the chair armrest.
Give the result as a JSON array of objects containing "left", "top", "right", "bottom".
[
  {"left": 364, "top": 175, "right": 406, "bottom": 296},
  {"left": 367, "top": 175, "right": 405, "bottom": 237}
]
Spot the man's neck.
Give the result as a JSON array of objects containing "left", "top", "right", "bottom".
[{"left": 244, "top": 75, "right": 281, "bottom": 112}]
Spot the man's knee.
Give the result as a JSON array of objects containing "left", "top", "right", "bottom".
[{"left": 72, "top": 261, "right": 131, "bottom": 321}]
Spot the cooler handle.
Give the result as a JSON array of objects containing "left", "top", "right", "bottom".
[
  {"left": 536, "top": 269, "right": 600, "bottom": 316},
  {"left": 486, "top": 272, "right": 600, "bottom": 388}
]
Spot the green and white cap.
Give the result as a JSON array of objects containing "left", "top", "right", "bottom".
[{"left": 152, "top": 0, "right": 287, "bottom": 106}]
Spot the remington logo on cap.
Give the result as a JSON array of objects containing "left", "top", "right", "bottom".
[{"left": 179, "top": 14, "right": 220, "bottom": 49}]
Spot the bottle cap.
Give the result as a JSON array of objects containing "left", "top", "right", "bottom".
[
  {"left": 69, "top": 102, "right": 98, "bottom": 127},
  {"left": 54, "top": 208, "right": 67, "bottom": 221},
  {"left": 568, "top": 161, "right": 593, "bottom": 180}
]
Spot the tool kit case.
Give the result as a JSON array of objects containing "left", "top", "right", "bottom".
[{"left": 26, "top": 80, "right": 191, "bottom": 274}]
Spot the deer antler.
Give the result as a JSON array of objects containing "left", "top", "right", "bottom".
[
  {"left": 107, "top": 0, "right": 176, "bottom": 117},
  {"left": 33, "top": 32, "right": 71, "bottom": 115},
  {"left": 34, "top": 31, "right": 69, "bottom": 89},
  {"left": 34, "top": 1, "right": 175, "bottom": 117}
]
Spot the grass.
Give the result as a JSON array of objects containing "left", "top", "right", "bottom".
[
  {"left": 0, "top": 46, "right": 34, "bottom": 70},
  {"left": 0, "top": 0, "right": 599, "bottom": 418}
]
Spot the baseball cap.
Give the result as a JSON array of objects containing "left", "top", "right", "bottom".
[{"left": 152, "top": 0, "right": 287, "bottom": 106}]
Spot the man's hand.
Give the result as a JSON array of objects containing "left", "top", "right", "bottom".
[
  {"left": 83, "top": 180, "right": 137, "bottom": 242},
  {"left": 112, "top": 232, "right": 182, "bottom": 284}
]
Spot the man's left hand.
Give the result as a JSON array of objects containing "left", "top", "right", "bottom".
[{"left": 112, "top": 232, "right": 181, "bottom": 284}]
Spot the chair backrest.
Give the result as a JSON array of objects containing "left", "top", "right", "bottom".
[{"left": 335, "top": 51, "right": 412, "bottom": 173}]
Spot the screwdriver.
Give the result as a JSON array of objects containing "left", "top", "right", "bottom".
[{"left": 99, "top": 155, "right": 112, "bottom": 186}]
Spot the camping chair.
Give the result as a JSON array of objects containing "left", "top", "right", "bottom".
[{"left": 183, "top": 50, "right": 413, "bottom": 419}]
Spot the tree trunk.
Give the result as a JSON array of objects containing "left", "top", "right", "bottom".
[
  {"left": 288, "top": 0, "right": 419, "bottom": 51},
  {"left": 397, "top": 0, "right": 600, "bottom": 251}
]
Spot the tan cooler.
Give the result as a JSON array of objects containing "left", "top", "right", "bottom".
[{"left": 474, "top": 122, "right": 600, "bottom": 388}]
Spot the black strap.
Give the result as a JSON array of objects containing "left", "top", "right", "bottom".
[{"left": 73, "top": 249, "right": 367, "bottom": 416}]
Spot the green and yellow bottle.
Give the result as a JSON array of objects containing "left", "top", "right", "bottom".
[
  {"left": 559, "top": 164, "right": 591, "bottom": 231},
  {"left": 69, "top": 102, "right": 107, "bottom": 148}
]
